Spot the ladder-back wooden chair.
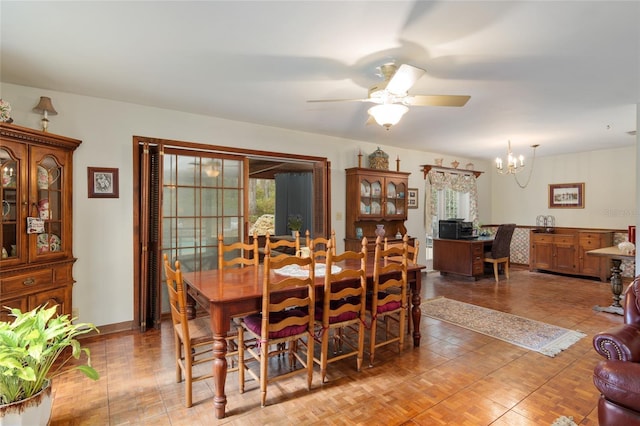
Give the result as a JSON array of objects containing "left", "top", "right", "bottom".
[
  {"left": 305, "top": 229, "right": 337, "bottom": 261},
  {"left": 237, "top": 244, "right": 315, "bottom": 407},
  {"left": 384, "top": 237, "right": 420, "bottom": 264},
  {"left": 265, "top": 231, "right": 300, "bottom": 260},
  {"left": 368, "top": 235, "right": 408, "bottom": 367},
  {"left": 314, "top": 237, "right": 367, "bottom": 382},
  {"left": 163, "top": 253, "right": 214, "bottom": 408},
  {"left": 218, "top": 232, "right": 259, "bottom": 269}
]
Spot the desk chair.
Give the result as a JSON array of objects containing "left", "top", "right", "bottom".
[
  {"left": 237, "top": 245, "right": 315, "bottom": 407},
  {"left": 163, "top": 254, "right": 214, "bottom": 408},
  {"left": 368, "top": 235, "right": 408, "bottom": 366},
  {"left": 484, "top": 223, "right": 516, "bottom": 282},
  {"left": 314, "top": 238, "right": 367, "bottom": 382},
  {"left": 305, "top": 229, "right": 336, "bottom": 260}
]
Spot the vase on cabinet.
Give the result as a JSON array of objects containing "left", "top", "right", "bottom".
[{"left": 375, "top": 224, "right": 385, "bottom": 238}]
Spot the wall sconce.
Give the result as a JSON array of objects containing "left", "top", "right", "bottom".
[{"left": 32, "top": 97, "right": 58, "bottom": 132}]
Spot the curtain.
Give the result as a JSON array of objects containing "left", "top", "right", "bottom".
[
  {"left": 138, "top": 142, "right": 162, "bottom": 332},
  {"left": 425, "top": 170, "right": 479, "bottom": 237},
  {"left": 275, "top": 172, "right": 313, "bottom": 235}
]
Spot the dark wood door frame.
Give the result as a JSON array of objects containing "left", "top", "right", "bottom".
[{"left": 132, "top": 136, "right": 331, "bottom": 331}]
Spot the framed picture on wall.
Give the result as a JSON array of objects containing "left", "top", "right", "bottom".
[
  {"left": 549, "top": 182, "right": 584, "bottom": 208},
  {"left": 88, "top": 167, "right": 119, "bottom": 198},
  {"left": 407, "top": 188, "right": 419, "bottom": 209}
]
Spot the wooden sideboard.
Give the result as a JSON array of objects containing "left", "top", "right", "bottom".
[{"left": 529, "top": 228, "right": 613, "bottom": 281}]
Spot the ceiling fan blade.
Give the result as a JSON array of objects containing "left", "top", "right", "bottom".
[
  {"left": 405, "top": 95, "right": 471, "bottom": 107},
  {"left": 307, "top": 98, "right": 373, "bottom": 103},
  {"left": 386, "top": 64, "right": 426, "bottom": 95}
]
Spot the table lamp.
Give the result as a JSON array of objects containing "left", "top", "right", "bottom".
[{"left": 32, "top": 96, "right": 58, "bottom": 132}]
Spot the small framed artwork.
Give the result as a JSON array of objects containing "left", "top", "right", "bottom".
[
  {"left": 549, "top": 182, "right": 584, "bottom": 208},
  {"left": 407, "top": 188, "right": 419, "bottom": 209},
  {"left": 88, "top": 167, "right": 119, "bottom": 198}
]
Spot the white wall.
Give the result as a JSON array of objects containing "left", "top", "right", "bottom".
[
  {"left": 2, "top": 82, "right": 489, "bottom": 328},
  {"left": 491, "top": 146, "right": 636, "bottom": 229},
  {"left": 2, "top": 82, "right": 635, "bottom": 328}
]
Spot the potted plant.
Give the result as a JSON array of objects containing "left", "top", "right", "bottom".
[
  {"left": 287, "top": 214, "right": 302, "bottom": 237},
  {"left": 0, "top": 305, "right": 99, "bottom": 426}
]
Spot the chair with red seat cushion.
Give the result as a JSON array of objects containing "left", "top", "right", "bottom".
[
  {"left": 313, "top": 237, "right": 367, "bottom": 382},
  {"left": 367, "top": 235, "right": 408, "bottom": 367},
  {"left": 237, "top": 244, "right": 315, "bottom": 407}
]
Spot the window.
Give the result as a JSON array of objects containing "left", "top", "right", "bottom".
[
  {"left": 435, "top": 188, "right": 471, "bottom": 223},
  {"left": 248, "top": 178, "right": 275, "bottom": 235},
  {"left": 161, "top": 152, "right": 243, "bottom": 273}
]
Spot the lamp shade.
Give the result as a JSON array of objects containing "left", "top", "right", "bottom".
[
  {"left": 368, "top": 104, "right": 408, "bottom": 128},
  {"left": 33, "top": 97, "right": 58, "bottom": 115}
]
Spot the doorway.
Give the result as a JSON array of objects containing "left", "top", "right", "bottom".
[{"left": 132, "top": 136, "right": 331, "bottom": 331}]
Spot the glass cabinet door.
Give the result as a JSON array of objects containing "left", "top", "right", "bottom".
[
  {"left": 1, "top": 143, "right": 25, "bottom": 263},
  {"left": 31, "top": 148, "right": 65, "bottom": 259},
  {"left": 385, "top": 179, "right": 407, "bottom": 217},
  {"left": 359, "top": 177, "right": 383, "bottom": 217}
]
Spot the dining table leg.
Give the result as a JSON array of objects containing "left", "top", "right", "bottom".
[
  {"left": 211, "top": 308, "right": 229, "bottom": 419},
  {"left": 410, "top": 270, "right": 422, "bottom": 347}
]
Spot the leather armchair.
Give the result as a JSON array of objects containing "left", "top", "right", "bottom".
[
  {"left": 593, "top": 276, "right": 640, "bottom": 361},
  {"left": 593, "top": 275, "right": 640, "bottom": 425}
]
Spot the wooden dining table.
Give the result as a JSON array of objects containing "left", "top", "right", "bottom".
[{"left": 182, "top": 257, "right": 426, "bottom": 418}]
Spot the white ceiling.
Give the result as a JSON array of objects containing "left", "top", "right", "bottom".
[{"left": 1, "top": 1, "right": 638, "bottom": 161}]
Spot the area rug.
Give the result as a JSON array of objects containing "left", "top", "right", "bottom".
[
  {"left": 551, "top": 416, "right": 577, "bottom": 426},
  {"left": 421, "top": 297, "right": 586, "bottom": 357}
]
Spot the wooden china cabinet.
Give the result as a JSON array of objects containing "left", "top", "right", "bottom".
[
  {"left": 0, "top": 123, "right": 81, "bottom": 322},
  {"left": 344, "top": 167, "right": 414, "bottom": 253}
]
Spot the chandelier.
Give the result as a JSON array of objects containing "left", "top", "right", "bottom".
[
  {"left": 496, "top": 140, "right": 526, "bottom": 174},
  {"left": 495, "top": 141, "right": 539, "bottom": 188}
]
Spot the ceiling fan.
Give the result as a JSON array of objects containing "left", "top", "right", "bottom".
[{"left": 308, "top": 63, "right": 470, "bottom": 129}]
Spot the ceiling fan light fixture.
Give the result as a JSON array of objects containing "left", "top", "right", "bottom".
[{"left": 368, "top": 104, "right": 409, "bottom": 129}]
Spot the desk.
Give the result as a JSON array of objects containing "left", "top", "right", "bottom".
[
  {"left": 182, "top": 258, "right": 425, "bottom": 418},
  {"left": 587, "top": 246, "right": 636, "bottom": 315},
  {"left": 433, "top": 237, "right": 494, "bottom": 279}
]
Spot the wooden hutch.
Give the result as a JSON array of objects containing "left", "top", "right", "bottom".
[
  {"left": 344, "top": 167, "right": 413, "bottom": 253},
  {"left": 0, "top": 123, "right": 81, "bottom": 322}
]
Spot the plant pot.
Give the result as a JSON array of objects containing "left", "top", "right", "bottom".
[{"left": 0, "top": 381, "right": 52, "bottom": 426}]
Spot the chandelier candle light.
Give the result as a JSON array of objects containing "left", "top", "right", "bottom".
[
  {"left": 495, "top": 140, "right": 540, "bottom": 189},
  {"left": 496, "top": 140, "right": 525, "bottom": 174}
]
